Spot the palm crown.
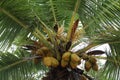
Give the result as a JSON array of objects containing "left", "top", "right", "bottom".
[{"left": 0, "top": 0, "right": 120, "bottom": 80}]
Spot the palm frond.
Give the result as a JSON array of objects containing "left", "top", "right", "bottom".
[
  {"left": 30, "top": 0, "right": 77, "bottom": 29},
  {"left": 79, "top": 0, "right": 120, "bottom": 37},
  {"left": 78, "top": 27, "right": 120, "bottom": 80},
  {"left": 88, "top": 68, "right": 113, "bottom": 80},
  {"left": 88, "top": 28, "right": 120, "bottom": 80},
  {"left": 102, "top": 45, "right": 120, "bottom": 80},
  {"left": 0, "top": 0, "right": 78, "bottom": 51},
  {"left": 0, "top": 0, "right": 35, "bottom": 51},
  {"left": 76, "top": 1, "right": 120, "bottom": 79},
  {"left": 76, "top": 1, "right": 120, "bottom": 78},
  {"left": 12, "top": 29, "right": 32, "bottom": 46},
  {"left": 0, "top": 49, "right": 48, "bottom": 80}
]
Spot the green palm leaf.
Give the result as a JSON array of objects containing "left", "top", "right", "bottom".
[
  {"left": 89, "top": 27, "right": 120, "bottom": 79},
  {"left": 0, "top": 49, "right": 48, "bottom": 80},
  {"left": 0, "top": 0, "right": 35, "bottom": 51},
  {"left": 79, "top": 0, "right": 120, "bottom": 36}
]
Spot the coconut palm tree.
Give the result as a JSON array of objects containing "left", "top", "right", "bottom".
[{"left": 0, "top": 0, "right": 120, "bottom": 80}]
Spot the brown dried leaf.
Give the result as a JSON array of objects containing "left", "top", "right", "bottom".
[
  {"left": 87, "top": 50, "right": 105, "bottom": 55},
  {"left": 72, "top": 28, "right": 85, "bottom": 42},
  {"left": 70, "top": 19, "right": 79, "bottom": 40}
]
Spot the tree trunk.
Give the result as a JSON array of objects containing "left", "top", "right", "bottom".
[{"left": 42, "top": 66, "right": 84, "bottom": 80}]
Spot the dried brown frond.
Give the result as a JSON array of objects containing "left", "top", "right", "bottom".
[{"left": 72, "top": 28, "right": 85, "bottom": 42}]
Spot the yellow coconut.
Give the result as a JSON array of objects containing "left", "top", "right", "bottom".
[
  {"left": 92, "top": 63, "right": 99, "bottom": 71},
  {"left": 62, "top": 52, "right": 71, "bottom": 61},
  {"left": 89, "top": 56, "right": 97, "bottom": 64},
  {"left": 51, "top": 57, "right": 59, "bottom": 67},
  {"left": 85, "top": 61, "right": 92, "bottom": 72},
  {"left": 82, "top": 54, "right": 88, "bottom": 60},
  {"left": 43, "top": 57, "right": 52, "bottom": 67},
  {"left": 41, "top": 47, "right": 50, "bottom": 54},
  {"left": 70, "top": 61, "right": 78, "bottom": 69},
  {"left": 71, "top": 53, "right": 81, "bottom": 62},
  {"left": 61, "top": 60, "right": 69, "bottom": 67}
]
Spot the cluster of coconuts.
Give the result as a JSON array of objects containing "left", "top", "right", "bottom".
[
  {"left": 61, "top": 52, "right": 99, "bottom": 71},
  {"left": 84, "top": 56, "right": 98, "bottom": 72},
  {"left": 31, "top": 45, "right": 60, "bottom": 67},
  {"left": 33, "top": 46, "right": 98, "bottom": 72},
  {"left": 80, "top": 54, "right": 98, "bottom": 72},
  {"left": 22, "top": 19, "right": 100, "bottom": 80},
  {"left": 43, "top": 57, "right": 59, "bottom": 67},
  {"left": 61, "top": 52, "right": 81, "bottom": 69}
]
